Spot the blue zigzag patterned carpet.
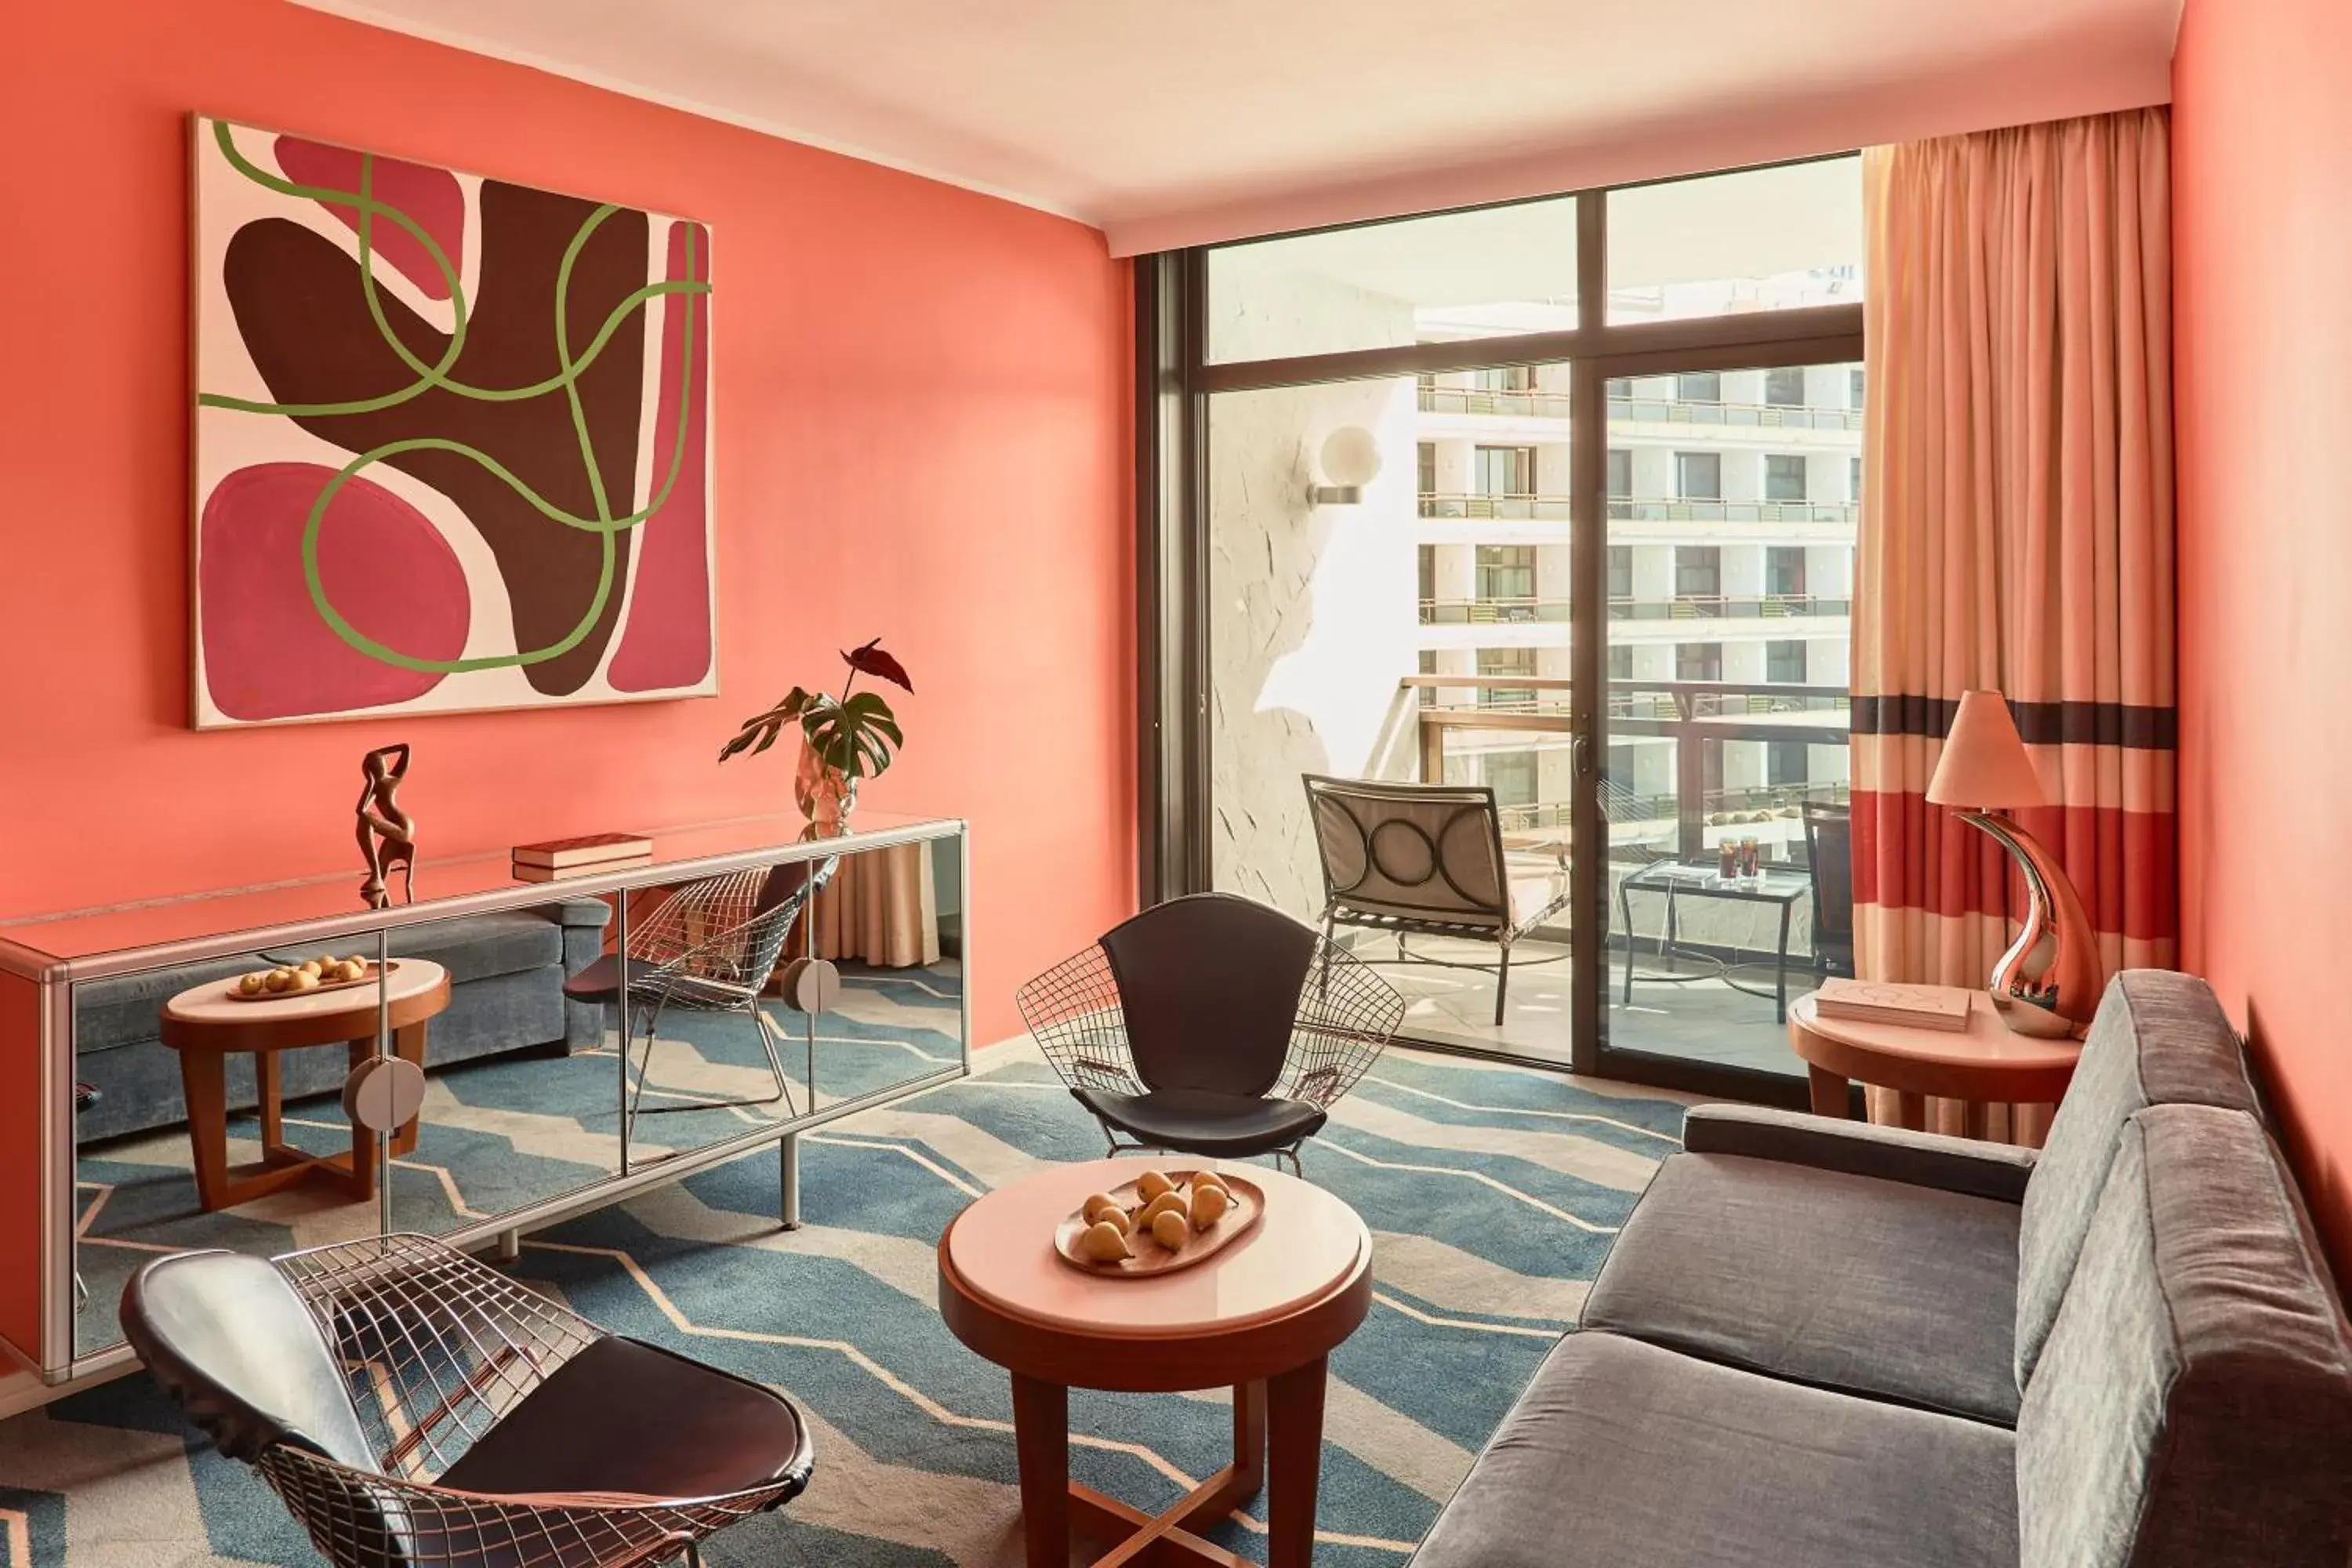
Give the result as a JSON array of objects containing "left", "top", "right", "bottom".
[{"left": 0, "top": 1023, "right": 1690, "bottom": 1568}]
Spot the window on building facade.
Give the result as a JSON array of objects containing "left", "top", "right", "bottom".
[
  {"left": 1766, "top": 546, "right": 1808, "bottom": 597},
  {"left": 1475, "top": 445, "right": 1534, "bottom": 496},
  {"left": 1766, "top": 639, "right": 1808, "bottom": 682},
  {"left": 1849, "top": 366, "right": 1866, "bottom": 408},
  {"left": 1768, "top": 739, "right": 1810, "bottom": 786},
  {"left": 1474, "top": 365, "right": 1537, "bottom": 392},
  {"left": 1765, "top": 453, "right": 1808, "bottom": 502},
  {"left": 1608, "top": 544, "right": 1634, "bottom": 614},
  {"left": 1417, "top": 545, "right": 1436, "bottom": 604},
  {"left": 1851, "top": 454, "right": 1864, "bottom": 500},
  {"left": 1676, "top": 642, "right": 1724, "bottom": 682},
  {"left": 1675, "top": 372, "right": 1722, "bottom": 404},
  {"left": 1676, "top": 546, "right": 1722, "bottom": 597},
  {"left": 1608, "top": 644, "right": 1634, "bottom": 681},
  {"left": 1485, "top": 750, "right": 1539, "bottom": 810},
  {"left": 1764, "top": 367, "right": 1806, "bottom": 407},
  {"left": 1476, "top": 546, "right": 1537, "bottom": 600},
  {"left": 1417, "top": 441, "right": 1436, "bottom": 498},
  {"left": 1606, "top": 377, "right": 1632, "bottom": 399},
  {"left": 1478, "top": 646, "right": 1539, "bottom": 712},
  {"left": 1675, "top": 451, "right": 1722, "bottom": 499},
  {"left": 1607, "top": 448, "right": 1632, "bottom": 498},
  {"left": 1418, "top": 649, "right": 1438, "bottom": 675}
]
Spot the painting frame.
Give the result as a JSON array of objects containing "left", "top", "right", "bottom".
[{"left": 187, "top": 114, "right": 721, "bottom": 730}]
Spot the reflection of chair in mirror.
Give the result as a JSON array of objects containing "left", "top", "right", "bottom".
[
  {"left": 1302, "top": 775, "right": 1571, "bottom": 1025},
  {"left": 564, "top": 862, "right": 833, "bottom": 1149},
  {"left": 1017, "top": 892, "right": 1403, "bottom": 1177},
  {"left": 123, "top": 1233, "right": 813, "bottom": 1568},
  {"left": 73, "top": 1080, "right": 98, "bottom": 1313}
]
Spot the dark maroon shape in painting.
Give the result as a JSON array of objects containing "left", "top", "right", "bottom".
[{"left": 610, "top": 221, "right": 714, "bottom": 692}]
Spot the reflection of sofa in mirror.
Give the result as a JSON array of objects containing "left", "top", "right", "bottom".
[{"left": 72, "top": 900, "right": 610, "bottom": 1142}]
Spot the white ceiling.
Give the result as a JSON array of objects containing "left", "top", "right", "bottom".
[{"left": 292, "top": 0, "right": 2183, "bottom": 255}]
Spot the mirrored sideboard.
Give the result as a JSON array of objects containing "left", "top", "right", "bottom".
[{"left": 0, "top": 811, "right": 969, "bottom": 1385}]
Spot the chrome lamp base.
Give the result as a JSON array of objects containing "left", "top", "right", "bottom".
[{"left": 1956, "top": 811, "right": 2103, "bottom": 1039}]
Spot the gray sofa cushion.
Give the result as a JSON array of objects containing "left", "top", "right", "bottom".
[
  {"left": 1685, "top": 1102, "right": 2040, "bottom": 1203},
  {"left": 2016, "top": 1105, "right": 2352, "bottom": 1568},
  {"left": 2014, "top": 971, "right": 2257, "bottom": 1385},
  {"left": 1410, "top": 1330, "right": 2017, "bottom": 1568},
  {"left": 1583, "top": 1151, "right": 2024, "bottom": 1425}
]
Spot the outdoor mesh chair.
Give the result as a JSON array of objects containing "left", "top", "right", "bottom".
[
  {"left": 564, "top": 861, "right": 836, "bottom": 1149},
  {"left": 1302, "top": 775, "right": 1572, "bottom": 1025},
  {"left": 122, "top": 1233, "right": 813, "bottom": 1568},
  {"left": 1016, "top": 892, "right": 1404, "bottom": 1175}
]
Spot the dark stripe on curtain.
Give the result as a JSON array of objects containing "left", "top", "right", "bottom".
[{"left": 1852, "top": 695, "right": 2178, "bottom": 750}]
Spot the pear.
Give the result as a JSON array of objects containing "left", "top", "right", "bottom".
[
  {"left": 1190, "top": 1183, "right": 1232, "bottom": 1229},
  {"left": 1138, "top": 1191, "right": 1189, "bottom": 1229},
  {"left": 1149, "top": 1210, "right": 1190, "bottom": 1250},
  {"left": 1079, "top": 1219, "right": 1131, "bottom": 1263},
  {"left": 1081, "top": 1192, "right": 1125, "bottom": 1225},
  {"left": 1135, "top": 1170, "right": 1176, "bottom": 1203}
]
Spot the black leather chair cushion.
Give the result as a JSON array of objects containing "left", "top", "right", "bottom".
[
  {"left": 120, "top": 1251, "right": 379, "bottom": 1471},
  {"left": 437, "top": 1334, "right": 814, "bottom": 1504},
  {"left": 1095, "top": 893, "right": 1316, "bottom": 1098},
  {"left": 1073, "top": 1086, "right": 1327, "bottom": 1159}
]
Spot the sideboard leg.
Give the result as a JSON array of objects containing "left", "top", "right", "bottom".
[
  {"left": 493, "top": 1229, "right": 521, "bottom": 1264},
  {"left": 779, "top": 1131, "right": 802, "bottom": 1230}
]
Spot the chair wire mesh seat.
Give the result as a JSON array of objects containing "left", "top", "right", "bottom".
[
  {"left": 122, "top": 1233, "right": 813, "bottom": 1568},
  {"left": 564, "top": 861, "right": 837, "bottom": 1154},
  {"left": 1301, "top": 774, "right": 1573, "bottom": 1025},
  {"left": 1015, "top": 891, "right": 1405, "bottom": 1175}
]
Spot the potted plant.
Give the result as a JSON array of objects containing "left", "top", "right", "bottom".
[{"left": 718, "top": 638, "right": 913, "bottom": 828}]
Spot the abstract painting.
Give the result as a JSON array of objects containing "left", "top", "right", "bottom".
[{"left": 191, "top": 117, "right": 717, "bottom": 728}]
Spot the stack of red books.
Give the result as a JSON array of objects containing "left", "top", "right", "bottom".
[{"left": 511, "top": 833, "right": 654, "bottom": 883}]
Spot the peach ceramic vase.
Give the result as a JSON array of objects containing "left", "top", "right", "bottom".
[{"left": 793, "top": 735, "right": 857, "bottom": 829}]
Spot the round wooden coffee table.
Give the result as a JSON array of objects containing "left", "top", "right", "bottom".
[
  {"left": 1789, "top": 985, "right": 2081, "bottom": 1138},
  {"left": 159, "top": 960, "right": 451, "bottom": 1212},
  {"left": 938, "top": 1158, "right": 1372, "bottom": 1568}
]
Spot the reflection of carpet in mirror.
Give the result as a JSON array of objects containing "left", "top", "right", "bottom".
[
  {"left": 24, "top": 1025, "right": 1688, "bottom": 1567},
  {"left": 70, "top": 960, "right": 961, "bottom": 1358}
]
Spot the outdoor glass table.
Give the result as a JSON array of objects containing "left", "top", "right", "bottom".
[{"left": 1616, "top": 858, "right": 1813, "bottom": 1022}]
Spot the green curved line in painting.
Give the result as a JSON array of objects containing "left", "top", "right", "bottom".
[
  {"left": 554, "top": 202, "right": 622, "bottom": 528},
  {"left": 294, "top": 225, "right": 703, "bottom": 674}
]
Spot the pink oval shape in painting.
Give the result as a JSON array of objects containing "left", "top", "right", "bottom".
[
  {"left": 201, "top": 462, "right": 469, "bottom": 722},
  {"left": 273, "top": 136, "right": 465, "bottom": 301}
]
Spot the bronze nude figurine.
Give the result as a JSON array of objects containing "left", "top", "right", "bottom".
[{"left": 355, "top": 744, "right": 417, "bottom": 909}]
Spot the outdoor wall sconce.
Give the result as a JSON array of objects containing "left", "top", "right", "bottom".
[{"left": 1308, "top": 426, "right": 1382, "bottom": 506}]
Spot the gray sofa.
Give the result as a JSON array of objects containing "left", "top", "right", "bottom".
[
  {"left": 1413, "top": 971, "right": 2352, "bottom": 1568},
  {"left": 74, "top": 901, "right": 610, "bottom": 1142}
]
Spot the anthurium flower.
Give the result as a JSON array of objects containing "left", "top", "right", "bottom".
[{"left": 844, "top": 637, "right": 913, "bottom": 693}]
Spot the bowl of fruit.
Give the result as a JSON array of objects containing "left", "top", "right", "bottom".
[
  {"left": 226, "top": 954, "right": 387, "bottom": 1002},
  {"left": 1052, "top": 1167, "right": 1264, "bottom": 1276}
]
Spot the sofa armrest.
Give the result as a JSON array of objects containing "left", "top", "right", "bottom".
[
  {"left": 546, "top": 897, "right": 615, "bottom": 932},
  {"left": 1682, "top": 1103, "right": 2038, "bottom": 1203}
]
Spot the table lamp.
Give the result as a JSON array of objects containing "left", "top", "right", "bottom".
[{"left": 1924, "top": 690, "right": 2101, "bottom": 1038}]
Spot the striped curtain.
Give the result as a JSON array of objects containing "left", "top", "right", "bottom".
[{"left": 1852, "top": 110, "right": 2177, "bottom": 1133}]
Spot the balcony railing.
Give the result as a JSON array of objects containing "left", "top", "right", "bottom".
[
  {"left": 1609, "top": 394, "right": 1864, "bottom": 431},
  {"left": 1419, "top": 595, "right": 1851, "bottom": 626},
  {"left": 1420, "top": 492, "right": 1574, "bottom": 521},
  {"left": 1401, "top": 674, "right": 1852, "bottom": 863},
  {"left": 1414, "top": 385, "right": 1864, "bottom": 431},
  {"left": 1609, "top": 498, "right": 1856, "bottom": 525}
]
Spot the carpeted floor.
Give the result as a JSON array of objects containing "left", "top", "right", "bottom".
[{"left": 0, "top": 1033, "right": 1690, "bottom": 1568}]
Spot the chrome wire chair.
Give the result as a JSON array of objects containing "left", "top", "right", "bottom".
[
  {"left": 123, "top": 1233, "right": 814, "bottom": 1568},
  {"left": 565, "top": 862, "right": 836, "bottom": 1150},
  {"left": 1016, "top": 892, "right": 1405, "bottom": 1177}
]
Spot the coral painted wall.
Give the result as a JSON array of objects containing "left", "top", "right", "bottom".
[
  {"left": 0, "top": 0, "right": 1133, "bottom": 1044},
  {"left": 2174, "top": 0, "right": 2352, "bottom": 1267}
]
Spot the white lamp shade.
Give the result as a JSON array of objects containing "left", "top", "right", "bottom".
[{"left": 1318, "top": 426, "right": 1382, "bottom": 488}]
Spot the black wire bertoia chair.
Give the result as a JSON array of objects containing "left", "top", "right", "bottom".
[
  {"left": 1016, "top": 892, "right": 1405, "bottom": 1176},
  {"left": 123, "top": 1234, "right": 813, "bottom": 1568}
]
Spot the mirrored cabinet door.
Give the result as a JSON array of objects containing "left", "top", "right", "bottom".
[
  {"left": 71, "top": 943, "right": 391, "bottom": 1359},
  {"left": 802, "top": 836, "right": 967, "bottom": 1113}
]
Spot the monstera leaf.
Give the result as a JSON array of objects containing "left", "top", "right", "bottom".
[{"left": 718, "top": 641, "right": 910, "bottom": 781}]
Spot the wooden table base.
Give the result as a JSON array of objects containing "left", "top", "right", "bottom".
[
  {"left": 1012, "top": 1364, "right": 1327, "bottom": 1568},
  {"left": 177, "top": 1023, "right": 428, "bottom": 1212}
]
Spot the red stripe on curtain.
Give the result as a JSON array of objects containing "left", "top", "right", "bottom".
[{"left": 1853, "top": 789, "right": 2177, "bottom": 940}]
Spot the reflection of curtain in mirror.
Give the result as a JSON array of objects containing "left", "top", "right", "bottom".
[{"left": 814, "top": 841, "right": 940, "bottom": 967}]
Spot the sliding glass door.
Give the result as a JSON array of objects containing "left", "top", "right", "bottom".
[{"left": 1145, "top": 156, "right": 1867, "bottom": 1100}]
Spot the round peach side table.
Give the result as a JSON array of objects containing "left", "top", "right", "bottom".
[
  {"left": 938, "top": 1157, "right": 1372, "bottom": 1568},
  {"left": 159, "top": 960, "right": 450, "bottom": 1212},
  {"left": 1788, "top": 986, "right": 2080, "bottom": 1140}
]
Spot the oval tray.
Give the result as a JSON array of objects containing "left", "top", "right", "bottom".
[
  {"left": 223, "top": 959, "right": 398, "bottom": 1003},
  {"left": 1052, "top": 1169, "right": 1265, "bottom": 1278}
]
